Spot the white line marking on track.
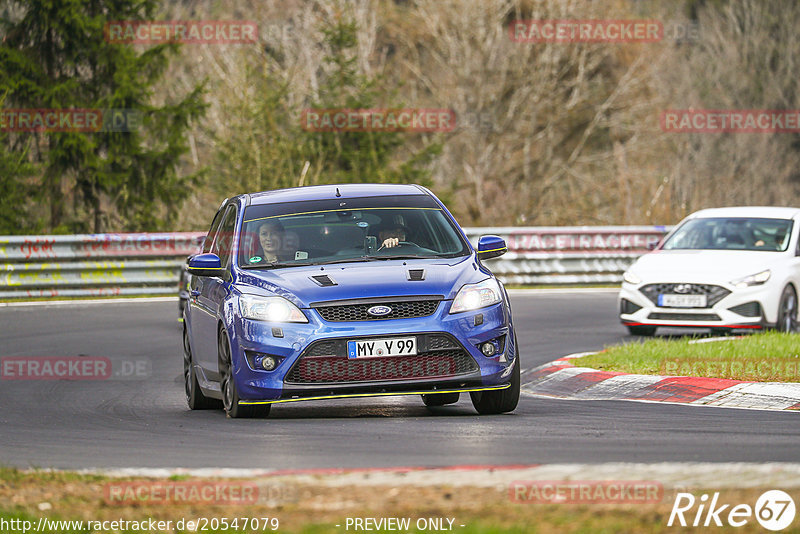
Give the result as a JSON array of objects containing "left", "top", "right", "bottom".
[{"left": 0, "top": 297, "right": 176, "bottom": 308}]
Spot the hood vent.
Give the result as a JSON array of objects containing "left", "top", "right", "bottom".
[
  {"left": 310, "top": 274, "right": 337, "bottom": 287},
  {"left": 407, "top": 269, "right": 426, "bottom": 281}
]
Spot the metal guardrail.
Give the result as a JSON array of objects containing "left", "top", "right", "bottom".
[
  {"left": 0, "top": 233, "right": 205, "bottom": 299},
  {"left": 465, "top": 226, "right": 671, "bottom": 285},
  {"left": 0, "top": 226, "right": 671, "bottom": 299}
]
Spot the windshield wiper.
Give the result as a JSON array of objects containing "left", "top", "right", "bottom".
[
  {"left": 316, "top": 257, "right": 380, "bottom": 265},
  {"left": 368, "top": 254, "right": 439, "bottom": 260},
  {"left": 240, "top": 261, "right": 315, "bottom": 269}
]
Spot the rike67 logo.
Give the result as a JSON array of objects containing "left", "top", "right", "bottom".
[{"left": 668, "top": 490, "right": 796, "bottom": 531}]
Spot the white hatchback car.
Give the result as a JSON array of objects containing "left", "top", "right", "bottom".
[{"left": 619, "top": 207, "right": 800, "bottom": 336}]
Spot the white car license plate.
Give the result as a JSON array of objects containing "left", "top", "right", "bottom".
[
  {"left": 658, "top": 294, "right": 707, "bottom": 308},
  {"left": 347, "top": 337, "right": 417, "bottom": 359}
]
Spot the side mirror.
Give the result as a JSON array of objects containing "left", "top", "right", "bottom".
[
  {"left": 647, "top": 238, "right": 663, "bottom": 251},
  {"left": 477, "top": 235, "right": 507, "bottom": 260},
  {"left": 187, "top": 253, "right": 226, "bottom": 277}
]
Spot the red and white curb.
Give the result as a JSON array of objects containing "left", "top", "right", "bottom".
[{"left": 522, "top": 353, "right": 800, "bottom": 412}]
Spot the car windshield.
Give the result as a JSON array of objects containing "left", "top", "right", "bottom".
[
  {"left": 237, "top": 194, "right": 470, "bottom": 268},
  {"left": 662, "top": 217, "right": 793, "bottom": 252}
]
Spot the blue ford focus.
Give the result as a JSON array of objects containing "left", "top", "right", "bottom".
[{"left": 183, "top": 184, "right": 519, "bottom": 418}]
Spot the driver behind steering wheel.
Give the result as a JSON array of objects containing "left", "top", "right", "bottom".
[{"left": 377, "top": 222, "right": 410, "bottom": 250}]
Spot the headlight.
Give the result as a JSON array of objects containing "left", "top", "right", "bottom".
[
  {"left": 622, "top": 271, "right": 641, "bottom": 285},
  {"left": 450, "top": 278, "right": 502, "bottom": 314},
  {"left": 730, "top": 269, "right": 771, "bottom": 289},
  {"left": 239, "top": 295, "right": 308, "bottom": 323}
]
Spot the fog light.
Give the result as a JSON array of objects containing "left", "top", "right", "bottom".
[
  {"left": 249, "top": 352, "right": 279, "bottom": 371},
  {"left": 260, "top": 356, "right": 277, "bottom": 371},
  {"left": 481, "top": 342, "right": 496, "bottom": 356}
]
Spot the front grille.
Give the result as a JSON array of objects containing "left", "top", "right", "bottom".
[
  {"left": 313, "top": 298, "right": 441, "bottom": 322},
  {"left": 639, "top": 283, "right": 730, "bottom": 308},
  {"left": 427, "top": 334, "right": 458, "bottom": 351},
  {"left": 647, "top": 312, "right": 721, "bottom": 321},
  {"left": 284, "top": 334, "right": 478, "bottom": 384},
  {"left": 305, "top": 340, "right": 339, "bottom": 358}
]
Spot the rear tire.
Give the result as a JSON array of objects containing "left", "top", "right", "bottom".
[
  {"left": 470, "top": 354, "right": 520, "bottom": 415},
  {"left": 777, "top": 285, "right": 799, "bottom": 333},
  {"left": 218, "top": 326, "right": 271, "bottom": 419},
  {"left": 627, "top": 325, "right": 657, "bottom": 336},
  {"left": 421, "top": 392, "right": 460, "bottom": 407},
  {"left": 183, "top": 328, "right": 219, "bottom": 410}
]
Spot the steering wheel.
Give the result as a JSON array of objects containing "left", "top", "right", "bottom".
[{"left": 379, "top": 240, "right": 419, "bottom": 250}]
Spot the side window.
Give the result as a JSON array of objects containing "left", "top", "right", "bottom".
[
  {"left": 202, "top": 209, "right": 225, "bottom": 253},
  {"left": 211, "top": 206, "right": 237, "bottom": 267}
]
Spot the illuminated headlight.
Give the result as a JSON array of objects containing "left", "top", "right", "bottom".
[
  {"left": 450, "top": 279, "right": 502, "bottom": 314},
  {"left": 239, "top": 295, "right": 308, "bottom": 323},
  {"left": 622, "top": 271, "right": 641, "bottom": 285},
  {"left": 730, "top": 269, "right": 771, "bottom": 289}
]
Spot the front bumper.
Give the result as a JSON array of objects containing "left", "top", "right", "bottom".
[
  {"left": 618, "top": 281, "right": 772, "bottom": 330},
  {"left": 239, "top": 382, "right": 512, "bottom": 406},
  {"left": 228, "top": 299, "right": 516, "bottom": 402}
]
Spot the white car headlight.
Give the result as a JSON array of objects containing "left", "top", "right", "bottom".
[
  {"left": 239, "top": 295, "right": 308, "bottom": 323},
  {"left": 450, "top": 278, "right": 502, "bottom": 314},
  {"left": 730, "top": 269, "right": 771, "bottom": 289},
  {"left": 622, "top": 270, "right": 641, "bottom": 285}
]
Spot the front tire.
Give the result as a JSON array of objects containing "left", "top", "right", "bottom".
[
  {"left": 218, "top": 326, "right": 271, "bottom": 419},
  {"left": 777, "top": 285, "right": 799, "bottom": 333},
  {"left": 470, "top": 356, "right": 520, "bottom": 415}
]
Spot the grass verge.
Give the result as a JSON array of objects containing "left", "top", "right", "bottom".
[
  {"left": 0, "top": 468, "right": 794, "bottom": 533},
  {"left": 578, "top": 331, "right": 800, "bottom": 382}
]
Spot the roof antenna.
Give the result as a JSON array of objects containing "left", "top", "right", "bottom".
[{"left": 335, "top": 186, "right": 341, "bottom": 197}]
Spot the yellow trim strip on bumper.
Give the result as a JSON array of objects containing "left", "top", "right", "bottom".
[{"left": 239, "top": 384, "right": 511, "bottom": 405}]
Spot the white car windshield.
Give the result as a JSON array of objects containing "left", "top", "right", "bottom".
[{"left": 662, "top": 217, "right": 793, "bottom": 252}]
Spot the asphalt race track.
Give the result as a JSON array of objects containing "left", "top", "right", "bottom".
[{"left": 0, "top": 291, "right": 797, "bottom": 469}]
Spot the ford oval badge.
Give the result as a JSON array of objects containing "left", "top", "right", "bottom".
[{"left": 367, "top": 305, "right": 392, "bottom": 316}]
